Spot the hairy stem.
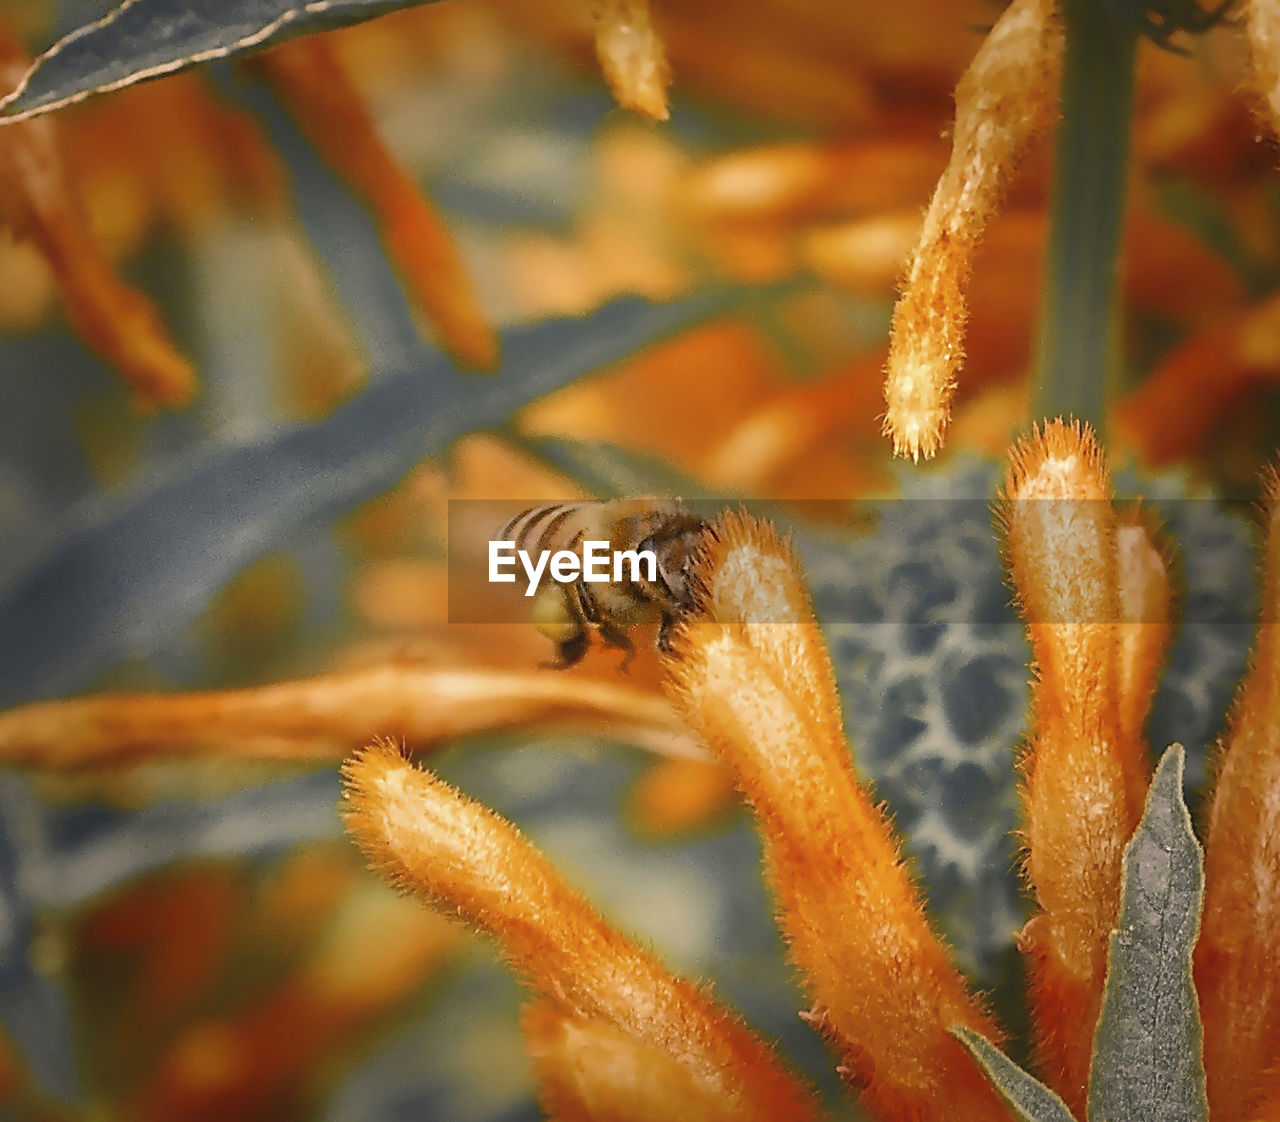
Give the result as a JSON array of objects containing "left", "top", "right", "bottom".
[{"left": 1031, "top": 0, "right": 1137, "bottom": 433}]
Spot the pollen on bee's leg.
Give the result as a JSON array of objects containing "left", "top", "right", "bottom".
[
  {"left": 532, "top": 584, "right": 580, "bottom": 641},
  {"left": 591, "top": 0, "right": 671, "bottom": 120},
  {"left": 341, "top": 740, "right": 819, "bottom": 1122},
  {"left": 883, "top": 0, "right": 1062, "bottom": 460}
]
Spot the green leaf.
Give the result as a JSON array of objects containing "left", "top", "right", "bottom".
[
  {"left": 1088, "top": 743, "right": 1208, "bottom": 1122},
  {"left": 0, "top": 0, "right": 440, "bottom": 122},
  {"left": 0, "top": 293, "right": 733, "bottom": 707},
  {"left": 952, "top": 1026, "right": 1076, "bottom": 1122}
]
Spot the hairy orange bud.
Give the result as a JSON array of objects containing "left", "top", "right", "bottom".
[
  {"left": 1196, "top": 468, "right": 1280, "bottom": 1120},
  {"left": 883, "top": 0, "right": 1061, "bottom": 460},
  {"left": 998, "top": 421, "right": 1164, "bottom": 1115},
  {"left": 523, "top": 1002, "right": 742, "bottom": 1122},
  {"left": 591, "top": 0, "right": 670, "bottom": 120},
  {"left": 255, "top": 37, "right": 497, "bottom": 370},
  {"left": 0, "top": 663, "right": 705, "bottom": 769},
  {"left": 342, "top": 740, "right": 818, "bottom": 1122},
  {"left": 667, "top": 511, "right": 1009, "bottom": 1122}
]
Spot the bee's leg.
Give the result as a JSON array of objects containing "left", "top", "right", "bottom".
[
  {"left": 532, "top": 584, "right": 588, "bottom": 669},
  {"left": 552, "top": 629, "right": 590, "bottom": 668},
  {"left": 598, "top": 621, "right": 636, "bottom": 672},
  {"left": 656, "top": 612, "right": 679, "bottom": 654},
  {"left": 574, "top": 579, "right": 601, "bottom": 623}
]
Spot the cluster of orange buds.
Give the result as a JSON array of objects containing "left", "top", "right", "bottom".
[
  {"left": 0, "top": 0, "right": 694, "bottom": 409},
  {"left": 336, "top": 424, "right": 1280, "bottom": 1118},
  {"left": 998, "top": 420, "right": 1173, "bottom": 1112},
  {"left": 343, "top": 507, "right": 1014, "bottom": 1120},
  {"left": 1000, "top": 418, "right": 1280, "bottom": 1118}
]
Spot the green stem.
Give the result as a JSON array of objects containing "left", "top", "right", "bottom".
[{"left": 1031, "top": 0, "right": 1138, "bottom": 436}]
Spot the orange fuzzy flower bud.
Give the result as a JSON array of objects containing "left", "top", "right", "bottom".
[
  {"left": 342, "top": 740, "right": 818, "bottom": 1122},
  {"left": 591, "top": 0, "right": 670, "bottom": 120},
  {"left": 667, "top": 511, "right": 1009, "bottom": 1121},
  {"left": 999, "top": 421, "right": 1166, "bottom": 1114},
  {"left": 0, "top": 663, "right": 704, "bottom": 769},
  {"left": 1195, "top": 467, "right": 1280, "bottom": 1120},
  {"left": 883, "top": 0, "right": 1061, "bottom": 460}
]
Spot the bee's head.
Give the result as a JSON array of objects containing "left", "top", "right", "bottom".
[{"left": 642, "top": 517, "right": 710, "bottom": 608}]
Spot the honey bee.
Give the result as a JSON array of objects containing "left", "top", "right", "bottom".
[{"left": 495, "top": 500, "right": 711, "bottom": 667}]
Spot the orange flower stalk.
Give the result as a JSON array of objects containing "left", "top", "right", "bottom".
[
  {"left": 0, "top": 23, "right": 195, "bottom": 408},
  {"left": 883, "top": 0, "right": 1061, "bottom": 461},
  {"left": 0, "top": 662, "right": 705, "bottom": 770},
  {"left": 341, "top": 740, "right": 818, "bottom": 1122},
  {"left": 667, "top": 511, "right": 1008, "bottom": 1121},
  {"left": 998, "top": 421, "right": 1170, "bottom": 1114},
  {"left": 255, "top": 36, "right": 498, "bottom": 370},
  {"left": 523, "top": 1002, "right": 741, "bottom": 1122},
  {"left": 1195, "top": 467, "right": 1280, "bottom": 1120},
  {"left": 591, "top": 0, "right": 671, "bottom": 121}
]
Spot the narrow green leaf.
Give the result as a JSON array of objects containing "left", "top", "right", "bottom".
[
  {"left": 952, "top": 1026, "right": 1076, "bottom": 1122},
  {"left": 0, "top": 293, "right": 733, "bottom": 707},
  {"left": 0, "top": 0, "right": 439, "bottom": 122},
  {"left": 1088, "top": 743, "right": 1208, "bottom": 1122}
]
